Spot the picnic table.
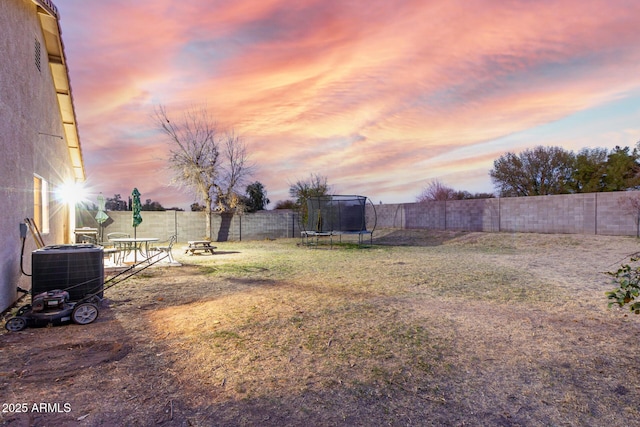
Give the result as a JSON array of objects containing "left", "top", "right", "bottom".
[{"left": 184, "top": 240, "right": 217, "bottom": 255}]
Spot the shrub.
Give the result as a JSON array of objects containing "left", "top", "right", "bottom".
[{"left": 606, "top": 257, "right": 640, "bottom": 314}]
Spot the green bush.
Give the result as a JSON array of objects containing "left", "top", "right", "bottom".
[{"left": 606, "top": 257, "right": 640, "bottom": 314}]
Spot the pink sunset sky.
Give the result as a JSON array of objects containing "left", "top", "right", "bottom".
[{"left": 56, "top": 0, "right": 640, "bottom": 209}]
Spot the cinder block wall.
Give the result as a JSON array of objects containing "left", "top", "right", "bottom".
[
  {"left": 75, "top": 190, "right": 640, "bottom": 241},
  {"left": 368, "top": 203, "right": 405, "bottom": 229},
  {"left": 369, "top": 191, "right": 639, "bottom": 236},
  {"left": 595, "top": 192, "right": 637, "bottom": 236},
  {"left": 500, "top": 194, "right": 586, "bottom": 234},
  {"left": 76, "top": 209, "right": 301, "bottom": 242}
]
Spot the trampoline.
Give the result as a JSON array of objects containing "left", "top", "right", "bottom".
[{"left": 301, "top": 195, "right": 377, "bottom": 247}]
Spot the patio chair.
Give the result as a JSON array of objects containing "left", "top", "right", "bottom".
[
  {"left": 149, "top": 234, "right": 177, "bottom": 263},
  {"left": 102, "top": 232, "right": 131, "bottom": 265}
]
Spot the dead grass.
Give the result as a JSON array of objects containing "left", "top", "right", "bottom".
[{"left": 2, "top": 229, "right": 640, "bottom": 426}]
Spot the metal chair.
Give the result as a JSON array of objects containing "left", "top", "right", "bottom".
[
  {"left": 149, "top": 234, "right": 177, "bottom": 263},
  {"left": 103, "top": 232, "right": 131, "bottom": 265}
]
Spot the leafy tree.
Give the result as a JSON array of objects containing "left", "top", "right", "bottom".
[
  {"left": 154, "top": 105, "right": 253, "bottom": 239},
  {"left": 570, "top": 148, "right": 608, "bottom": 193},
  {"left": 141, "top": 199, "right": 166, "bottom": 211},
  {"left": 190, "top": 202, "right": 206, "bottom": 212},
  {"left": 273, "top": 200, "right": 297, "bottom": 210},
  {"left": 105, "top": 194, "right": 128, "bottom": 211},
  {"left": 490, "top": 146, "right": 574, "bottom": 197},
  {"left": 492, "top": 144, "right": 640, "bottom": 197},
  {"left": 244, "top": 181, "right": 270, "bottom": 212},
  {"left": 453, "top": 191, "right": 495, "bottom": 199},
  {"left": 603, "top": 145, "right": 640, "bottom": 191}
]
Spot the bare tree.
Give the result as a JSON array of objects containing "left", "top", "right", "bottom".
[
  {"left": 154, "top": 105, "right": 252, "bottom": 239},
  {"left": 416, "top": 179, "right": 456, "bottom": 202},
  {"left": 215, "top": 130, "right": 253, "bottom": 211}
]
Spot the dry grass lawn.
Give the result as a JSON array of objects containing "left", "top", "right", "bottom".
[{"left": 2, "top": 229, "right": 640, "bottom": 426}]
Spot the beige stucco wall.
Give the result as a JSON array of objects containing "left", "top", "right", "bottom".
[{"left": 0, "top": 0, "right": 77, "bottom": 312}]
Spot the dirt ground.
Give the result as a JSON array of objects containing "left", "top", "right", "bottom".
[{"left": 1, "top": 230, "right": 640, "bottom": 426}]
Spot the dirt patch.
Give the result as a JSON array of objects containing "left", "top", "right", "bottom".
[
  {"left": 1, "top": 230, "right": 640, "bottom": 426},
  {"left": 9, "top": 339, "right": 131, "bottom": 383}
]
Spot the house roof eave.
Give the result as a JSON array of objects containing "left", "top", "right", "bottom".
[{"left": 34, "top": 0, "right": 86, "bottom": 182}]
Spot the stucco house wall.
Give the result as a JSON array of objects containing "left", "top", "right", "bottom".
[{"left": 0, "top": 0, "right": 84, "bottom": 313}]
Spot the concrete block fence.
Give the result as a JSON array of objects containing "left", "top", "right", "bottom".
[
  {"left": 76, "top": 209, "right": 301, "bottom": 242},
  {"left": 76, "top": 190, "right": 640, "bottom": 242},
  {"left": 371, "top": 190, "right": 639, "bottom": 236}
]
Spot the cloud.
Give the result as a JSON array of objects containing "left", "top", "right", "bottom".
[{"left": 58, "top": 0, "right": 640, "bottom": 208}]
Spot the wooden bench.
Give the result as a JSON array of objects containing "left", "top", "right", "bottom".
[{"left": 184, "top": 240, "right": 217, "bottom": 255}]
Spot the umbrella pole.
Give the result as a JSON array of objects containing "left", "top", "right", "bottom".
[
  {"left": 131, "top": 187, "right": 142, "bottom": 264},
  {"left": 134, "top": 226, "right": 137, "bottom": 263}
]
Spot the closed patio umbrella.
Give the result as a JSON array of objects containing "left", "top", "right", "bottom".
[
  {"left": 132, "top": 188, "right": 142, "bottom": 262},
  {"left": 95, "top": 193, "right": 109, "bottom": 242}
]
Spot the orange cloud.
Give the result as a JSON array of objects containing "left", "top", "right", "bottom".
[{"left": 58, "top": 0, "right": 640, "bottom": 207}]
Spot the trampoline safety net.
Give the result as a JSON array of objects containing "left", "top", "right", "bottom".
[{"left": 305, "top": 195, "right": 369, "bottom": 233}]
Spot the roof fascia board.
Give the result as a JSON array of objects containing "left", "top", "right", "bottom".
[{"left": 32, "top": 0, "right": 85, "bottom": 181}]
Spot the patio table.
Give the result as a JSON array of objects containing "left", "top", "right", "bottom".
[{"left": 110, "top": 237, "right": 159, "bottom": 263}]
